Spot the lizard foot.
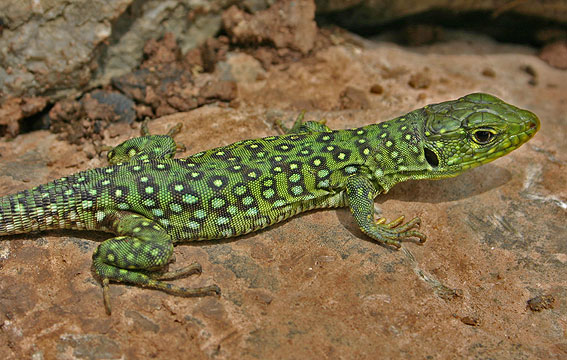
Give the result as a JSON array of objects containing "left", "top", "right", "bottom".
[
  {"left": 373, "top": 216, "right": 426, "bottom": 249},
  {"left": 101, "top": 272, "right": 220, "bottom": 315},
  {"left": 150, "top": 262, "right": 202, "bottom": 280}
]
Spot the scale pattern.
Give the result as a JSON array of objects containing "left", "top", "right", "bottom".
[{"left": 0, "top": 93, "right": 540, "bottom": 313}]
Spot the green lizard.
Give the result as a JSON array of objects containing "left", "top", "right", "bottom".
[{"left": 0, "top": 93, "right": 539, "bottom": 314}]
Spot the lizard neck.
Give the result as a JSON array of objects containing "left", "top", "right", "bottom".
[{"left": 362, "top": 112, "right": 431, "bottom": 193}]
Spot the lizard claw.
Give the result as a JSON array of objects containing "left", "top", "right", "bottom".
[{"left": 374, "top": 216, "right": 426, "bottom": 248}]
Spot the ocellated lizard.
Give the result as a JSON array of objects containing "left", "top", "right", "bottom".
[{"left": 0, "top": 93, "right": 539, "bottom": 314}]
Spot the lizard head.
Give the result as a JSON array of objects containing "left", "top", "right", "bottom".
[{"left": 420, "top": 93, "right": 539, "bottom": 179}]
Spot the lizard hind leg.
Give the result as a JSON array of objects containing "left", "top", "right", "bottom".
[
  {"left": 105, "top": 120, "right": 185, "bottom": 165},
  {"left": 92, "top": 212, "right": 219, "bottom": 315}
]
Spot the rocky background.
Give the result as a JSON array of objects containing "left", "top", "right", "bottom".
[{"left": 0, "top": 0, "right": 566, "bottom": 359}]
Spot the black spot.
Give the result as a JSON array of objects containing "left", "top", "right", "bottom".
[
  {"left": 316, "top": 169, "right": 331, "bottom": 180},
  {"left": 287, "top": 183, "right": 306, "bottom": 197},
  {"left": 180, "top": 160, "right": 202, "bottom": 169},
  {"left": 238, "top": 194, "right": 258, "bottom": 210},
  {"left": 332, "top": 148, "right": 352, "bottom": 162},
  {"left": 250, "top": 151, "right": 267, "bottom": 160},
  {"left": 128, "top": 164, "right": 146, "bottom": 172},
  {"left": 403, "top": 132, "right": 419, "bottom": 145},
  {"left": 113, "top": 186, "right": 129, "bottom": 199},
  {"left": 288, "top": 134, "right": 307, "bottom": 141},
  {"left": 152, "top": 162, "right": 171, "bottom": 172},
  {"left": 296, "top": 147, "right": 314, "bottom": 157},
  {"left": 167, "top": 183, "right": 193, "bottom": 195},
  {"left": 208, "top": 175, "right": 229, "bottom": 190},
  {"left": 358, "top": 146, "right": 372, "bottom": 158},
  {"left": 260, "top": 178, "right": 281, "bottom": 203},
  {"left": 211, "top": 149, "right": 234, "bottom": 159},
  {"left": 316, "top": 133, "right": 334, "bottom": 142},
  {"left": 185, "top": 170, "right": 204, "bottom": 181},
  {"left": 287, "top": 161, "right": 303, "bottom": 172},
  {"left": 342, "top": 165, "right": 360, "bottom": 177},
  {"left": 269, "top": 155, "right": 288, "bottom": 164},
  {"left": 424, "top": 148, "right": 439, "bottom": 167},
  {"left": 135, "top": 174, "right": 155, "bottom": 185},
  {"left": 349, "top": 128, "right": 365, "bottom": 136},
  {"left": 274, "top": 143, "right": 294, "bottom": 152},
  {"left": 310, "top": 156, "right": 327, "bottom": 168},
  {"left": 245, "top": 143, "right": 265, "bottom": 152},
  {"left": 244, "top": 168, "right": 263, "bottom": 181},
  {"left": 226, "top": 164, "right": 245, "bottom": 173},
  {"left": 137, "top": 177, "right": 160, "bottom": 205},
  {"left": 208, "top": 194, "right": 231, "bottom": 216},
  {"left": 231, "top": 182, "right": 251, "bottom": 198},
  {"left": 103, "top": 249, "right": 119, "bottom": 265}
]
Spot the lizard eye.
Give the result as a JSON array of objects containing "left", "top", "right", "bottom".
[{"left": 472, "top": 129, "right": 496, "bottom": 145}]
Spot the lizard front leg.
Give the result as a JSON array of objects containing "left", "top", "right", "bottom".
[
  {"left": 92, "top": 212, "right": 219, "bottom": 314},
  {"left": 276, "top": 112, "right": 332, "bottom": 134},
  {"left": 345, "top": 175, "right": 426, "bottom": 248}
]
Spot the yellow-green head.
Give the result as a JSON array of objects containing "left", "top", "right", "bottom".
[{"left": 420, "top": 93, "right": 539, "bottom": 179}]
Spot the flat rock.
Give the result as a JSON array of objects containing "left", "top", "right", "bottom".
[{"left": 0, "top": 33, "right": 566, "bottom": 359}]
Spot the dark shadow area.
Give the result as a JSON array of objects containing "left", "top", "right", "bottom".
[
  {"left": 334, "top": 163, "right": 511, "bottom": 246},
  {"left": 18, "top": 104, "right": 52, "bottom": 134},
  {"left": 317, "top": 9, "right": 566, "bottom": 48},
  {"left": 379, "top": 163, "right": 512, "bottom": 204}
]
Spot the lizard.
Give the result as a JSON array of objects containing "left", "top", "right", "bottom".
[{"left": 0, "top": 93, "right": 539, "bottom": 314}]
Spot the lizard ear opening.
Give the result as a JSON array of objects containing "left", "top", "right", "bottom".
[{"left": 424, "top": 147, "right": 439, "bottom": 168}]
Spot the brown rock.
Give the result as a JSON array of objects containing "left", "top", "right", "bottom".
[
  {"left": 0, "top": 97, "right": 47, "bottom": 137},
  {"left": 339, "top": 86, "right": 370, "bottom": 110},
  {"left": 222, "top": 0, "right": 317, "bottom": 54},
  {"left": 527, "top": 294, "right": 555, "bottom": 312},
  {"left": 408, "top": 72, "right": 431, "bottom": 89},
  {"left": 1, "top": 31, "right": 566, "bottom": 360},
  {"left": 199, "top": 81, "right": 237, "bottom": 102},
  {"left": 539, "top": 41, "right": 567, "bottom": 69},
  {"left": 370, "top": 84, "right": 384, "bottom": 94},
  {"left": 141, "top": 33, "right": 180, "bottom": 69}
]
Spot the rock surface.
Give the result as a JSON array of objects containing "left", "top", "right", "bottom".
[
  {"left": 1, "top": 28, "right": 566, "bottom": 358},
  {"left": 0, "top": 0, "right": 230, "bottom": 100},
  {"left": 3, "top": 0, "right": 565, "bottom": 103}
]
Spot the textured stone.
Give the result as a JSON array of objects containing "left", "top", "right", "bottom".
[
  {"left": 0, "top": 0, "right": 132, "bottom": 99},
  {"left": 0, "top": 27, "right": 566, "bottom": 360},
  {"left": 0, "top": 0, "right": 231, "bottom": 100},
  {"left": 223, "top": 0, "right": 317, "bottom": 54}
]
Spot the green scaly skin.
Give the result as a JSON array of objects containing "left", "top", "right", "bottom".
[{"left": 0, "top": 93, "right": 539, "bottom": 314}]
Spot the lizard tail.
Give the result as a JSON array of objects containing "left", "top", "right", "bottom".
[{"left": 0, "top": 181, "right": 82, "bottom": 235}]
